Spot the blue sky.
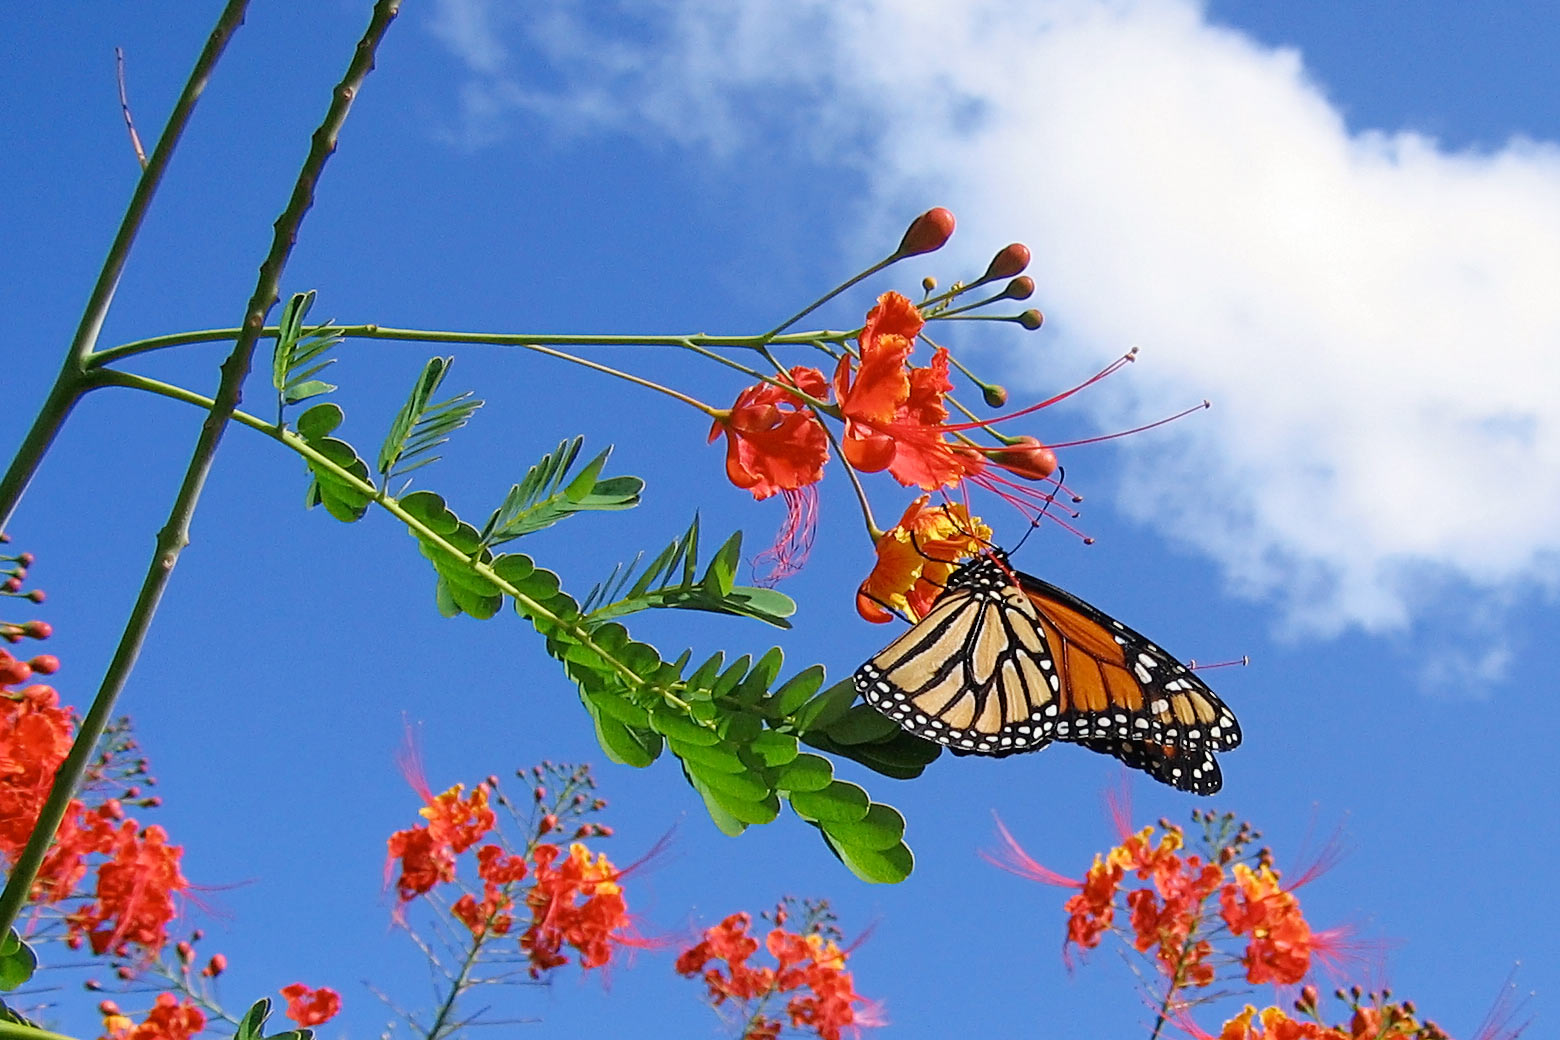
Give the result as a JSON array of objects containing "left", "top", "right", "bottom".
[{"left": 4, "top": 1, "right": 1555, "bottom": 1037}]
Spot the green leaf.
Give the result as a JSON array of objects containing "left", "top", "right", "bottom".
[
  {"left": 684, "top": 652, "right": 725, "bottom": 695},
  {"left": 821, "top": 829, "right": 915, "bottom": 884},
  {"left": 0, "top": 929, "right": 36, "bottom": 991},
  {"left": 821, "top": 802, "right": 906, "bottom": 851},
  {"left": 685, "top": 771, "right": 748, "bottom": 836},
  {"left": 789, "top": 780, "right": 870, "bottom": 824},
  {"left": 748, "top": 730, "right": 800, "bottom": 768},
  {"left": 649, "top": 707, "right": 722, "bottom": 746},
  {"left": 586, "top": 692, "right": 650, "bottom": 730},
  {"left": 273, "top": 291, "right": 343, "bottom": 420},
  {"left": 484, "top": 440, "right": 642, "bottom": 545},
  {"left": 763, "top": 664, "right": 826, "bottom": 716},
  {"left": 790, "top": 679, "right": 858, "bottom": 733},
  {"left": 234, "top": 998, "right": 311, "bottom": 1040},
  {"left": 686, "top": 760, "right": 771, "bottom": 801},
  {"left": 732, "top": 647, "right": 784, "bottom": 705},
  {"left": 377, "top": 357, "right": 481, "bottom": 490},
  {"left": 701, "top": 530, "right": 742, "bottom": 598},
  {"left": 668, "top": 737, "right": 748, "bottom": 774},
  {"left": 709, "top": 655, "right": 752, "bottom": 700},
  {"left": 820, "top": 704, "right": 903, "bottom": 745},
  {"left": 296, "top": 402, "right": 343, "bottom": 440},
  {"left": 802, "top": 729, "right": 941, "bottom": 779},
  {"left": 589, "top": 710, "right": 661, "bottom": 768},
  {"left": 772, "top": 752, "right": 835, "bottom": 793},
  {"left": 584, "top": 520, "right": 794, "bottom": 629}
]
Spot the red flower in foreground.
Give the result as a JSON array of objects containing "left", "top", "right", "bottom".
[
  {"left": 280, "top": 982, "right": 342, "bottom": 1027},
  {"left": 678, "top": 907, "right": 879, "bottom": 1040},
  {"left": 100, "top": 993, "right": 205, "bottom": 1040},
  {"left": 834, "top": 293, "right": 982, "bottom": 490},
  {"left": 709, "top": 367, "right": 830, "bottom": 499},
  {"left": 1221, "top": 863, "right": 1322, "bottom": 986},
  {"left": 988, "top": 809, "right": 1347, "bottom": 995},
  {"left": 855, "top": 497, "right": 991, "bottom": 622},
  {"left": 67, "top": 822, "right": 189, "bottom": 958},
  {"left": 386, "top": 782, "right": 497, "bottom": 909},
  {"left": 521, "top": 842, "right": 641, "bottom": 976}
]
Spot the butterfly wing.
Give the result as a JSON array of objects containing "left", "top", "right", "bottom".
[
  {"left": 854, "top": 553, "right": 1240, "bottom": 794},
  {"left": 1016, "top": 572, "right": 1241, "bottom": 752},
  {"left": 1075, "top": 737, "right": 1223, "bottom": 795},
  {"left": 854, "top": 558, "right": 1058, "bottom": 756}
]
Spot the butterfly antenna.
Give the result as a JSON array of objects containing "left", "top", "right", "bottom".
[
  {"left": 1186, "top": 655, "right": 1250, "bottom": 671},
  {"left": 1007, "top": 465, "right": 1065, "bottom": 557}
]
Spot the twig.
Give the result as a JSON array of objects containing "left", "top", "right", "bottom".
[{"left": 116, "top": 47, "right": 148, "bottom": 169}]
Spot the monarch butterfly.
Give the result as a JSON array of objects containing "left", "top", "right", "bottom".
[{"left": 854, "top": 553, "right": 1240, "bottom": 794}]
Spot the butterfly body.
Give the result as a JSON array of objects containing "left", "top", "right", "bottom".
[{"left": 854, "top": 554, "right": 1239, "bottom": 794}]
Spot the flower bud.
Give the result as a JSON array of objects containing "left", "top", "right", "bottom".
[
  {"left": 538, "top": 813, "right": 558, "bottom": 836},
  {"left": 1003, "top": 276, "right": 1035, "bottom": 300},
  {"left": 23, "top": 621, "right": 51, "bottom": 639},
  {"left": 26, "top": 589, "right": 45, "bottom": 603},
  {"left": 533, "top": 785, "right": 546, "bottom": 802},
  {"left": 17, "top": 553, "right": 33, "bottom": 566},
  {"left": 1299, "top": 984, "right": 1320, "bottom": 1011},
  {"left": 895, "top": 207, "right": 956, "bottom": 257},
  {"left": 988, "top": 437, "right": 1057, "bottom": 480},
  {"left": 982, "top": 243, "right": 1030, "bottom": 282},
  {"left": 982, "top": 383, "right": 1008, "bottom": 408},
  {"left": 921, "top": 275, "right": 937, "bottom": 293},
  {"left": 595, "top": 824, "right": 614, "bottom": 837},
  {"left": 1017, "top": 308, "right": 1043, "bottom": 330},
  {"left": 85, "top": 979, "right": 102, "bottom": 991},
  {"left": 205, "top": 954, "right": 227, "bottom": 977},
  {"left": 28, "top": 654, "right": 58, "bottom": 675},
  {"left": 98, "top": 1001, "right": 122, "bottom": 1016},
  {"left": 3, "top": 578, "right": 19, "bottom": 593},
  {"left": 176, "top": 941, "right": 194, "bottom": 963}
]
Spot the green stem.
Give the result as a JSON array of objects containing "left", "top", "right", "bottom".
[
  {"left": 0, "top": 1022, "right": 79, "bottom": 1040},
  {"left": 425, "top": 923, "right": 491, "bottom": 1040},
  {"left": 0, "top": 0, "right": 249, "bottom": 531},
  {"left": 762, "top": 253, "right": 899, "bottom": 338},
  {"left": 87, "top": 369, "right": 659, "bottom": 698},
  {"left": 0, "top": 0, "right": 400, "bottom": 941},
  {"left": 88, "top": 325, "right": 853, "bottom": 370}
]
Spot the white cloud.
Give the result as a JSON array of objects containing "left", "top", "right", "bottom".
[{"left": 425, "top": 0, "right": 1560, "bottom": 659}]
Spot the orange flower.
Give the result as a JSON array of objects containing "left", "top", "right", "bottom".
[
  {"left": 280, "top": 983, "right": 342, "bottom": 1027},
  {"left": 1220, "top": 863, "right": 1315, "bottom": 985},
  {"left": 709, "top": 367, "right": 830, "bottom": 499},
  {"left": 101, "top": 993, "right": 206, "bottom": 1040},
  {"left": 834, "top": 293, "right": 982, "bottom": 490},
  {"left": 67, "top": 823, "right": 188, "bottom": 958},
  {"left": 855, "top": 497, "right": 991, "bottom": 622},
  {"left": 520, "top": 842, "right": 638, "bottom": 976},
  {"left": 679, "top": 907, "right": 878, "bottom": 1040},
  {"left": 420, "top": 783, "right": 496, "bottom": 854},
  {"left": 386, "top": 783, "right": 497, "bottom": 910}
]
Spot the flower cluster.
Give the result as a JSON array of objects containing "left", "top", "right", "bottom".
[
  {"left": 0, "top": 607, "right": 191, "bottom": 963},
  {"left": 702, "top": 210, "right": 1069, "bottom": 597},
  {"left": 1195, "top": 985, "right": 1462, "bottom": 1040},
  {"left": 676, "top": 899, "right": 878, "bottom": 1040},
  {"left": 991, "top": 807, "right": 1350, "bottom": 1027},
  {"left": 98, "top": 994, "right": 205, "bottom": 1040},
  {"left": 280, "top": 982, "right": 343, "bottom": 1028},
  {"left": 710, "top": 287, "right": 1048, "bottom": 504},
  {"left": 385, "top": 760, "right": 644, "bottom": 983}
]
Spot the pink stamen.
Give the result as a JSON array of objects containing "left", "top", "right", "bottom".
[
  {"left": 752, "top": 486, "right": 818, "bottom": 585},
  {"left": 1046, "top": 400, "right": 1210, "bottom": 449},
  {"left": 943, "top": 349, "right": 1137, "bottom": 432}
]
